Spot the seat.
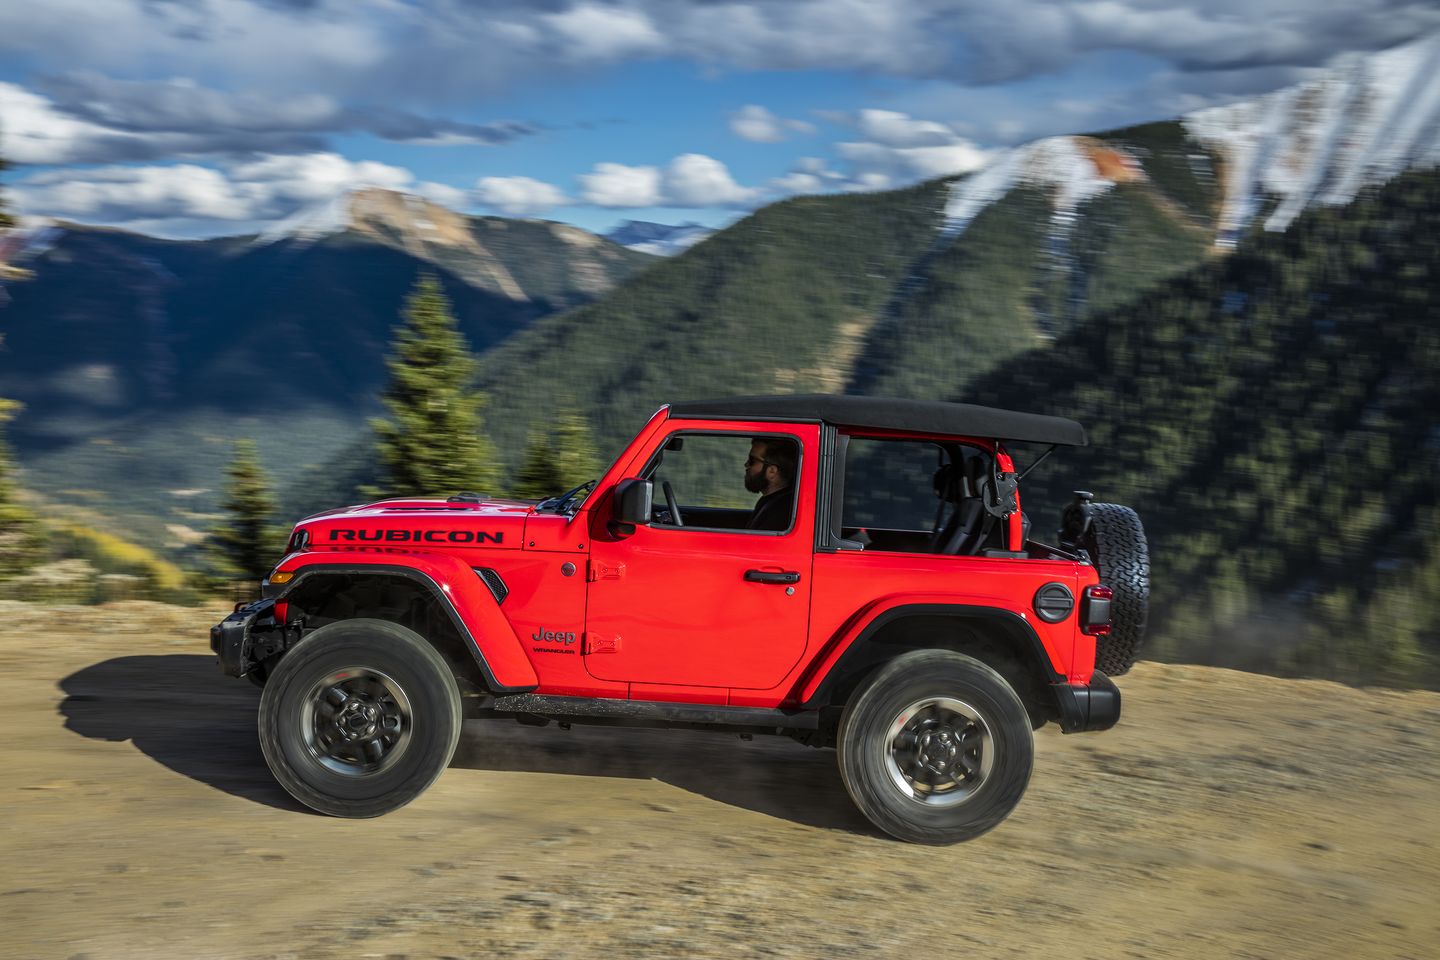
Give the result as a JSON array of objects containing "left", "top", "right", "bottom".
[{"left": 930, "top": 458, "right": 989, "bottom": 555}]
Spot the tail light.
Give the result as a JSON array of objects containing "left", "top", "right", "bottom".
[{"left": 1082, "top": 584, "right": 1113, "bottom": 636}]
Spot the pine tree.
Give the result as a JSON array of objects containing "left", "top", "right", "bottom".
[
  {"left": 370, "top": 276, "right": 499, "bottom": 498},
  {"left": 0, "top": 398, "right": 43, "bottom": 579},
  {"left": 0, "top": 142, "right": 13, "bottom": 229},
  {"left": 553, "top": 407, "right": 601, "bottom": 488},
  {"left": 209, "top": 438, "right": 281, "bottom": 581},
  {"left": 512, "top": 407, "right": 601, "bottom": 499},
  {"left": 513, "top": 430, "right": 562, "bottom": 499},
  {"left": 0, "top": 145, "right": 41, "bottom": 579}
]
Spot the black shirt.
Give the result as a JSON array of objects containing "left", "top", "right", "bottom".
[{"left": 747, "top": 487, "right": 792, "bottom": 531}]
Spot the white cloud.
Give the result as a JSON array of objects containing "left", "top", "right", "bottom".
[
  {"left": 11, "top": 164, "right": 251, "bottom": 221},
  {"left": 226, "top": 152, "right": 413, "bottom": 204},
  {"left": 475, "top": 176, "right": 570, "bottom": 216},
  {"left": 540, "top": 3, "right": 665, "bottom": 62},
  {"left": 729, "top": 104, "right": 817, "bottom": 143},
  {"left": 663, "top": 154, "right": 757, "bottom": 207},
  {"left": 768, "top": 156, "right": 847, "bottom": 196},
  {"left": 769, "top": 171, "right": 826, "bottom": 194},
  {"left": 1, "top": 1, "right": 1436, "bottom": 107},
  {"left": 830, "top": 110, "right": 990, "bottom": 186},
  {"left": 847, "top": 171, "right": 894, "bottom": 192},
  {"left": 855, "top": 109, "right": 956, "bottom": 148},
  {"left": 10, "top": 151, "right": 427, "bottom": 235},
  {"left": 577, "top": 162, "right": 663, "bottom": 207},
  {"left": 414, "top": 181, "right": 471, "bottom": 209},
  {"left": 0, "top": 81, "right": 140, "bottom": 165},
  {"left": 576, "top": 154, "right": 758, "bottom": 208}
]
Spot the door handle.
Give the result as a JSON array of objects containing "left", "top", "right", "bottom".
[{"left": 744, "top": 569, "right": 801, "bottom": 584}]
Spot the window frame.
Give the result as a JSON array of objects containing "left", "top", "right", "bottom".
[
  {"left": 821, "top": 429, "right": 996, "bottom": 554},
  {"left": 638, "top": 428, "right": 805, "bottom": 537}
]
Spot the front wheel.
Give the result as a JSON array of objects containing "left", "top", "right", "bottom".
[
  {"left": 838, "top": 650, "right": 1033, "bottom": 844},
  {"left": 259, "top": 618, "right": 462, "bottom": 817}
]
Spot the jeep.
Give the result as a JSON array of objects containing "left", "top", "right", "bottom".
[{"left": 212, "top": 395, "right": 1149, "bottom": 844}]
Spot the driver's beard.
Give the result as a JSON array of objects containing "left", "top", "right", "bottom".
[{"left": 743, "top": 470, "right": 766, "bottom": 494}]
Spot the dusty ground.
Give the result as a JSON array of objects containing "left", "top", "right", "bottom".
[{"left": 2, "top": 600, "right": 1438, "bottom": 960}]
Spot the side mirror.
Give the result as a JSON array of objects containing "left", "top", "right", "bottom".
[{"left": 611, "top": 478, "right": 653, "bottom": 532}]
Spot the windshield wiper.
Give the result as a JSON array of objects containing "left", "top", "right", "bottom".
[{"left": 536, "top": 479, "right": 597, "bottom": 514}]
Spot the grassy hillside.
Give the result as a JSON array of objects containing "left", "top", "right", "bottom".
[{"left": 477, "top": 179, "right": 953, "bottom": 463}]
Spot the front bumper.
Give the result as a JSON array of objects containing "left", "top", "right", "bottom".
[
  {"left": 210, "top": 598, "right": 284, "bottom": 678},
  {"left": 1051, "top": 670, "right": 1121, "bottom": 733}
]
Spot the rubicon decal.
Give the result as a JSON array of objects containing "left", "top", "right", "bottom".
[{"left": 327, "top": 529, "right": 504, "bottom": 544}]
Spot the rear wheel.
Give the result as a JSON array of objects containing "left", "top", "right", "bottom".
[
  {"left": 838, "top": 650, "right": 1033, "bottom": 844},
  {"left": 259, "top": 618, "right": 462, "bottom": 817},
  {"left": 1085, "top": 503, "right": 1150, "bottom": 675}
]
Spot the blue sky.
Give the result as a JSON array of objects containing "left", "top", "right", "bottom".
[{"left": 2, "top": 1, "right": 1437, "bottom": 238}]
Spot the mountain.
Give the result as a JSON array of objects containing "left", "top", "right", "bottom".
[
  {"left": 604, "top": 220, "right": 716, "bottom": 256},
  {"left": 4, "top": 32, "right": 1438, "bottom": 689},
  {"left": 460, "top": 37, "right": 1440, "bottom": 684},
  {"left": 478, "top": 34, "right": 1440, "bottom": 462},
  {"left": 961, "top": 168, "right": 1440, "bottom": 687},
  {"left": 0, "top": 191, "right": 654, "bottom": 542}
]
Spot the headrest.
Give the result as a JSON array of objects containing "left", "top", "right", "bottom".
[
  {"left": 932, "top": 462, "right": 974, "bottom": 503},
  {"left": 965, "top": 455, "right": 989, "bottom": 489}
]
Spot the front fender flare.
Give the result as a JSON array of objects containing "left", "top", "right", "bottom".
[{"left": 268, "top": 553, "right": 539, "bottom": 694}]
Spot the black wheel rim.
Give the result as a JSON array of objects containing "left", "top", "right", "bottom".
[
  {"left": 301, "top": 667, "right": 413, "bottom": 777},
  {"left": 883, "top": 696, "right": 994, "bottom": 807}
]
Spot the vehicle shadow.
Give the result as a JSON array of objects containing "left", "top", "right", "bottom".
[
  {"left": 451, "top": 718, "right": 876, "bottom": 836},
  {"left": 58, "top": 655, "right": 873, "bottom": 834},
  {"left": 58, "top": 654, "right": 305, "bottom": 812}
]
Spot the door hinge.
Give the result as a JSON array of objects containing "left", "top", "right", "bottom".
[
  {"left": 584, "top": 634, "right": 621, "bottom": 654},
  {"left": 587, "top": 560, "right": 626, "bottom": 582}
]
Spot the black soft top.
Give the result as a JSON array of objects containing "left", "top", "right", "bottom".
[{"left": 668, "top": 394, "right": 1086, "bottom": 446}]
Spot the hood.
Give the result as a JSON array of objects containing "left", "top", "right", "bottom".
[{"left": 295, "top": 497, "right": 535, "bottom": 552}]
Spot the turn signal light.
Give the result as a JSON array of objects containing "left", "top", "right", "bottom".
[
  {"left": 269, "top": 571, "right": 295, "bottom": 584},
  {"left": 1082, "top": 584, "right": 1113, "bottom": 636}
]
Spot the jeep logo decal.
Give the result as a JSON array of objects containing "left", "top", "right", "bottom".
[
  {"left": 531, "top": 627, "right": 577, "bottom": 644},
  {"left": 327, "top": 529, "right": 504, "bottom": 544}
]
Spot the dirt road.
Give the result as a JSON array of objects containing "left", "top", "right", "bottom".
[{"left": 3, "top": 600, "right": 1438, "bottom": 959}]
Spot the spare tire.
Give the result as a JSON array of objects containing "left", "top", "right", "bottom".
[{"left": 1085, "top": 503, "right": 1150, "bottom": 675}]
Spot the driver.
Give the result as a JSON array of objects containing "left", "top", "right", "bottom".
[{"left": 744, "top": 438, "right": 797, "bottom": 531}]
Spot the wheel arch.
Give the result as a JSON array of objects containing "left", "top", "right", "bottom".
[
  {"left": 802, "top": 604, "right": 1065, "bottom": 726},
  {"left": 276, "top": 563, "right": 537, "bottom": 695}
]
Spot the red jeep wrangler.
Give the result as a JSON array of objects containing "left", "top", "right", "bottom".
[{"left": 213, "top": 395, "right": 1148, "bottom": 844}]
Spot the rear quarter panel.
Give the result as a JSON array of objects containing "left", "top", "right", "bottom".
[{"left": 728, "top": 550, "right": 1093, "bottom": 707}]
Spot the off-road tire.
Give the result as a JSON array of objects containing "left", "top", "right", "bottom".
[
  {"left": 1085, "top": 503, "right": 1150, "bottom": 676},
  {"left": 838, "top": 650, "right": 1033, "bottom": 844},
  {"left": 259, "top": 618, "right": 462, "bottom": 818}
]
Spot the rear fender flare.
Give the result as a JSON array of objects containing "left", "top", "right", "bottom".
[
  {"left": 799, "top": 599, "right": 1064, "bottom": 709},
  {"left": 271, "top": 554, "right": 538, "bottom": 693}
]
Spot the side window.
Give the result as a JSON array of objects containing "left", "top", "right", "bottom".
[
  {"left": 843, "top": 438, "right": 949, "bottom": 531},
  {"left": 842, "top": 437, "right": 990, "bottom": 553},
  {"left": 642, "top": 432, "right": 800, "bottom": 534}
]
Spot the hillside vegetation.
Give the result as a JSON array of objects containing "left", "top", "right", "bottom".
[{"left": 964, "top": 170, "right": 1440, "bottom": 685}]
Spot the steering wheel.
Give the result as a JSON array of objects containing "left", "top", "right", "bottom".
[{"left": 661, "top": 480, "right": 684, "bottom": 527}]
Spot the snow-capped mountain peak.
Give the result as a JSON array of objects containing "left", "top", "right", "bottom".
[
  {"left": 604, "top": 220, "right": 714, "bottom": 256},
  {"left": 940, "top": 31, "right": 1440, "bottom": 249},
  {"left": 1185, "top": 31, "right": 1440, "bottom": 246}
]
